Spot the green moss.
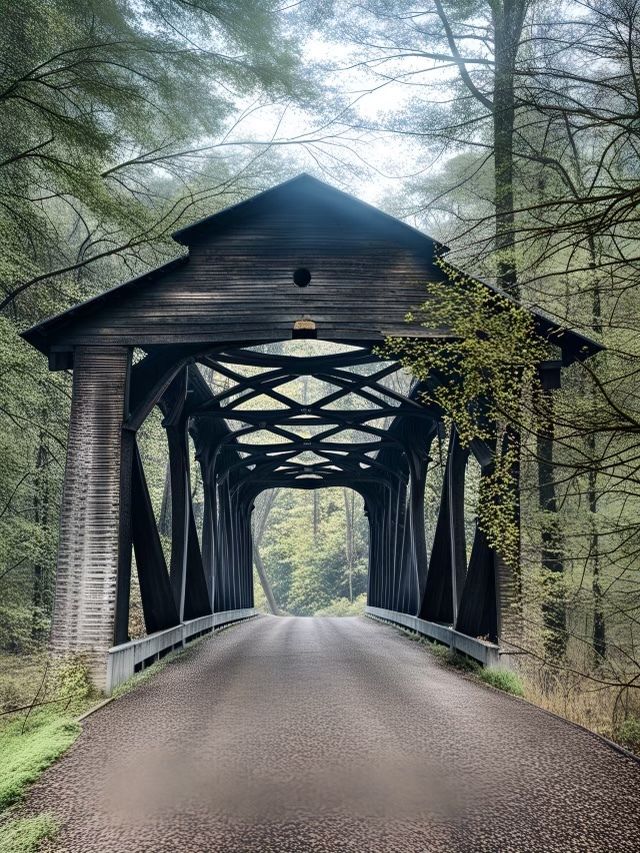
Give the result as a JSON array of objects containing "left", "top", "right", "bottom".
[
  {"left": 0, "top": 814, "right": 58, "bottom": 853},
  {"left": 615, "top": 716, "right": 640, "bottom": 752},
  {"left": 478, "top": 667, "right": 524, "bottom": 696},
  {"left": 0, "top": 713, "right": 80, "bottom": 810}
]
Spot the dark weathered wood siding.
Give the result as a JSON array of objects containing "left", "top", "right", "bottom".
[
  {"left": 50, "top": 346, "right": 130, "bottom": 689},
  {"left": 35, "top": 201, "right": 444, "bottom": 349}
]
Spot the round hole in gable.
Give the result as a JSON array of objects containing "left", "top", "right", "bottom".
[{"left": 293, "top": 267, "right": 311, "bottom": 287}]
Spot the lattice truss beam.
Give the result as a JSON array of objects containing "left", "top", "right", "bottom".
[{"left": 115, "top": 343, "right": 513, "bottom": 647}]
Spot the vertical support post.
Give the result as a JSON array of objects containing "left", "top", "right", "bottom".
[
  {"left": 201, "top": 475, "right": 215, "bottom": 610},
  {"left": 167, "top": 421, "right": 189, "bottom": 621},
  {"left": 419, "top": 424, "right": 468, "bottom": 625},
  {"left": 408, "top": 457, "right": 428, "bottom": 615},
  {"left": 448, "top": 427, "right": 468, "bottom": 627},
  {"left": 130, "top": 441, "right": 180, "bottom": 632},
  {"left": 51, "top": 346, "right": 131, "bottom": 691},
  {"left": 114, "top": 428, "right": 135, "bottom": 645}
]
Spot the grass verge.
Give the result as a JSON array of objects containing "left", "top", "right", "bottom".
[
  {"left": 0, "top": 711, "right": 80, "bottom": 853},
  {"left": 614, "top": 716, "right": 640, "bottom": 753},
  {"left": 0, "top": 623, "right": 247, "bottom": 851},
  {"left": 477, "top": 666, "right": 525, "bottom": 696},
  {"left": 0, "top": 814, "right": 58, "bottom": 853},
  {"left": 384, "top": 619, "right": 639, "bottom": 753},
  {"left": 0, "top": 654, "right": 98, "bottom": 852},
  {"left": 394, "top": 623, "right": 526, "bottom": 695},
  {"left": 0, "top": 712, "right": 80, "bottom": 810}
]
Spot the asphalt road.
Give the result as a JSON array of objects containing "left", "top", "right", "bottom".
[{"left": 26, "top": 615, "right": 640, "bottom": 852}]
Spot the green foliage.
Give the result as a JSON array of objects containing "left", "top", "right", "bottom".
[
  {"left": 258, "top": 487, "right": 368, "bottom": 616},
  {"left": 615, "top": 717, "right": 640, "bottom": 753},
  {"left": 315, "top": 593, "right": 367, "bottom": 616},
  {"left": 0, "top": 713, "right": 80, "bottom": 809},
  {"left": 0, "top": 607, "right": 38, "bottom": 657},
  {"left": 380, "top": 259, "right": 548, "bottom": 567},
  {"left": 0, "top": 653, "right": 47, "bottom": 713},
  {"left": 0, "top": 814, "right": 58, "bottom": 853},
  {"left": 0, "top": 0, "right": 307, "bottom": 661},
  {"left": 48, "top": 656, "right": 94, "bottom": 705},
  {"left": 391, "top": 259, "right": 548, "bottom": 445},
  {"left": 0, "top": 0, "right": 306, "bottom": 314},
  {"left": 477, "top": 667, "right": 524, "bottom": 697}
]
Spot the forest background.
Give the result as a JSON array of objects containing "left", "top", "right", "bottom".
[{"left": 2, "top": 0, "right": 640, "bottom": 751}]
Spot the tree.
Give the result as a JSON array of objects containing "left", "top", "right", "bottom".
[
  {"left": 252, "top": 490, "right": 281, "bottom": 615},
  {"left": 0, "top": 0, "right": 306, "bottom": 315}
]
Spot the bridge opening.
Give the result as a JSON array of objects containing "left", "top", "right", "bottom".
[
  {"left": 194, "top": 337, "right": 413, "bottom": 619},
  {"left": 252, "top": 486, "right": 369, "bottom": 617}
]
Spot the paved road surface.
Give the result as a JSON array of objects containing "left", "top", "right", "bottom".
[{"left": 26, "top": 616, "right": 640, "bottom": 852}]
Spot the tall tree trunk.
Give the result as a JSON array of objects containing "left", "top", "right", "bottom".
[
  {"left": 492, "top": 1, "right": 523, "bottom": 297},
  {"left": 587, "top": 234, "right": 605, "bottom": 660},
  {"left": 435, "top": 0, "right": 527, "bottom": 296},
  {"left": 31, "top": 428, "right": 50, "bottom": 641},
  {"left": 252, "top": 489, "right": 280, "bottom": 614},
  {"left": 536, "top": 387, "right": 567, "bottom": 659},
  {"left": 565, "top": 118, "right": 606, "bottom": 662},
  {"left": 253, "top": 544, "right": 280, "bottom": 615},
  {"left": 589, "top": 459, "right": 605, "bottom": 660},
  {"left": 343, "top": 489, "right": 354, "bottom": 603}
]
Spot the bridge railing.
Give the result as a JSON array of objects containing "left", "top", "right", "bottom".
[
  {"left": 365, "top": 606, "right": 500, "bottom": 667},
  {"left": 105, "top": 608, "right": 258, "bottom": 693}
]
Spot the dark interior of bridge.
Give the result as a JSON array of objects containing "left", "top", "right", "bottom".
[{"left": 121, "top": 336, "right": 500, "bottom": 653}]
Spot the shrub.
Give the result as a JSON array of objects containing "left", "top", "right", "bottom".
[
  {"left": 0, "top": 606, "right": 37, "bottom": 655},
  {"left": 48, "top": 655, "right": 94, "bottom": 706},
  {"left": 315, "top": 593, "right": 367, "bottom": 617},
  {"left": 478, "top": 667, "right": 525, "bottom": 696},
  {"left": 0, "top": 679, "right": 21, "bottom": 713},
  {"left": 616, "top": 716, "right": 640, "bottom": 752}
]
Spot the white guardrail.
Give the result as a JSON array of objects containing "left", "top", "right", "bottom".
[
  {"left": 106, "top": 608, "right": 258, "bottom": 693},
  {"left": 365, "top": 606, "right": 500, "bottom": 667}
]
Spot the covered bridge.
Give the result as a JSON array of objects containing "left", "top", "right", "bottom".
[{"left": 23, "top": 174, "right": 600, "bottom": 690}]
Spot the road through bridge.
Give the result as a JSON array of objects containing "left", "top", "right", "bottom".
[
  {"left": 18, "top": 176, "right": 630, "bottom": 850},
  {"left": 25, "top": 616, "right": 640, "bottom": 852}
]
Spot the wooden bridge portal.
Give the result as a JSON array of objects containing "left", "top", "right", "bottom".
[{"left": 22, "top": 175, "right": 600, "bottom": 690}]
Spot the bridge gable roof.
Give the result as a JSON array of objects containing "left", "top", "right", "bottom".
[{"left": 22, "top": 174, "right": 601, "bottom": 365}]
